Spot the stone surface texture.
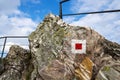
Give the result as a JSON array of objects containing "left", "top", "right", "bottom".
[{"left": 0, "top": 14, "right": 120, "bottom": 80}]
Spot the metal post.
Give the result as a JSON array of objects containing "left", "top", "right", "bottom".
[
  {"left": 1, "top": 37, "right": 7, "bottom": 58},
  {"left": 59, "top": 0, "right": 70, "bottom": 19},
  {"left": 0, "top": 36, "right": 28, "bottom": 58},
  {"left": 59, "top": 2, "right": 62, "bottom": 19}
]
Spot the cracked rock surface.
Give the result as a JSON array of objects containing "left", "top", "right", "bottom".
[{"left": 0, "top": 14, "right": 120, "bottom": 80}]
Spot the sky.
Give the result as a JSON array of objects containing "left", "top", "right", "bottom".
[{"left": 0, "top": 0, "right": 120, "bottom": 56}]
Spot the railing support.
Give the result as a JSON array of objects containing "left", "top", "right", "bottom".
[
  {"left": 0, "top": 36, "right": 28, "bottom": 58},
  {"left": 59, "top": 0, "right": 70, "bottom": 19},
  {"left": 1, "top": 37, "right": 7, "bottom": 58}
]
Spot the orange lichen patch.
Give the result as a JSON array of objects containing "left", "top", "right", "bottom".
[{"left": 75, "top": 57, "right": 94, "bottom": 80}]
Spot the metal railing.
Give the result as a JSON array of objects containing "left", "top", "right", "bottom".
[
  {"left": 59, "top": 0, "right": 120, "bottom": 18},
  {"left": 0, "top": 36, "right": 28, "bottom": 58}
]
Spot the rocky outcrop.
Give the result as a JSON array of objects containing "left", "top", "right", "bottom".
[
  {"left": 0, "top": 14, "right": 120, "bottom": 80},
  {"left": 0, "top": 45, "right": 33, "bottom": 80},
  {"left": 28, "top": 14, "right": 96, "bottom": 80},
  {"left": 28, "top": 14, "right": 120, "bottom": 80},
  {"left": 95, "top": 40, "right": 120, "bottom": 80}
]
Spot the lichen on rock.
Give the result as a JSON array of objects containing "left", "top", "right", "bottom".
[
  {"left": 0, "top": 14, "right": 120, "bottom": 80},
  {"left": 0, "top": 45, "right": 32, "bottom": 80}
]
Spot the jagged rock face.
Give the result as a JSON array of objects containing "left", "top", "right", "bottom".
[
  {"left": 29, "top": 14, "right": 97, "bottom": 80},
  {"left": 95, "top": 40, "right": 120, "bottom": 80},
  {"left": 96, "top": 63, "right": 120, "bottom": 80},
  {"left": 0, "top": 45, "right": 32, "bottom": 80},
  {"left": 0, "top": 14, "right": 120, "bottom": 80},
  {"left": 28, "top": 14, "right": 120, "bottom": 80}
]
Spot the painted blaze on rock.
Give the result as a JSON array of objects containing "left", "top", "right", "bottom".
[
  {"left": 28, "top": 14, "right": 120, "bottom": 80},
  {"left": 75, "top": 43, "right": 82, "bottom": 49},
  {"left": 71, "top": 39, "right": 86, "bottom": 54},
  {"left": 28, "top": 14, "right": 93, "bottom": 80},
  {"left": 0, "top": 14, "right": 120, "bottom": 80}
]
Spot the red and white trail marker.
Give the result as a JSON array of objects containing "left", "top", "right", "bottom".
[{"left": 71, "top": 39, "right": 86, "bottom": 54}]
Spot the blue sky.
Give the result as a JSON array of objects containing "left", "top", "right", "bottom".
[
  {"left": 19, "top": 0, "right": 59, "bottom": 20},
  {"left": 0, "top": 0, "right": 120, "bottom": 55},
  {"left": 18, "top": 0, "right": 72, "bottom": 21}
]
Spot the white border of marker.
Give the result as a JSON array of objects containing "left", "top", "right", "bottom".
[{"left": 71, "top": 39, "right": 86, "bottom": 54}]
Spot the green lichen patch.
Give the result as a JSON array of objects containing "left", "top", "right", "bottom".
[{"left": 102, "top": 66, "right": 111, "bottom": 72}]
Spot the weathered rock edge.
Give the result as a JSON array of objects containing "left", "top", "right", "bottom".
[{"left": 0, "top": 14, "right": 120, "bottom": 80}]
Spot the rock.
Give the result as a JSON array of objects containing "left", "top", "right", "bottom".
[
  {"left": 0, "top": 14, "right": 120, "bottom": 80},
  {"left": 74, "top": 56, "right": 93, "bottom": 80},
  {"left": 0, "top": 45, "right": 32, "bottom": 80},
  {"left": 28, "top": 14, "right": 120, "bottom": 80},
  {"left": 28, "top": 14, "right": 95, "bottom": 80},
  {"left": 39, "top": 60, "right": 74, "bottom": 80},
  {"left": 96, "top": 59, "right": 120, "bottom": 80},
  {"left": 0, "top": 58, "right": 4, "bottom": 75}
]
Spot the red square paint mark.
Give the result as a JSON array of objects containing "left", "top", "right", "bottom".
[{"left": 75, "top": 43, "right": 82, "bottom": 50}]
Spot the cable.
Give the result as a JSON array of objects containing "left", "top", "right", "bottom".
[{"left": 62, "top": 9, "right": 120, "bottom": 16}]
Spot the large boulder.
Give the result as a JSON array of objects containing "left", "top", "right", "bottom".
[
  {"left": 28, "top": 14, "right": 95, "bottom": 80},
  {"left": 0, "top": 14, "right": 120, "bottom": 80},
  {"left": 28, "top": 14, "right": 120, "bottom": 80},
  {"left": 0, "top": 45, "right": 32, "bottom": 80}
]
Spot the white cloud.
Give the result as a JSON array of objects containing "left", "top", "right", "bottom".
[
  {"left": 64, "top": 0, "right": 120, "bottom": 44},
  {"left": 0, "top": 0, "right": 38, "bottom": 36},
  {"left": 0, "top": 14, "right": 37, "bottom": 36},
  {"left": 0, "top": 0, "right": 20, "bottom": 15},
  {"left": 71, "top": 0, "right": 112, "bottom": 12},
  {"left": 0, "top": 0, "right": 38, "bottom": 57},
  {"left": 108, "top": 0, "right": 120, "bottom": 10},
  {"left": 8, "top": 17, "right": 37, "bottom": 35},
  {"left": 0, "top": 41, "right": 29, "bottom": 57},
  {"left": 63, "top": 16, "right": 76, "bottom": 24},
  {"left": 4, "top": 42, "right": 29, "bottom": 52}
]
